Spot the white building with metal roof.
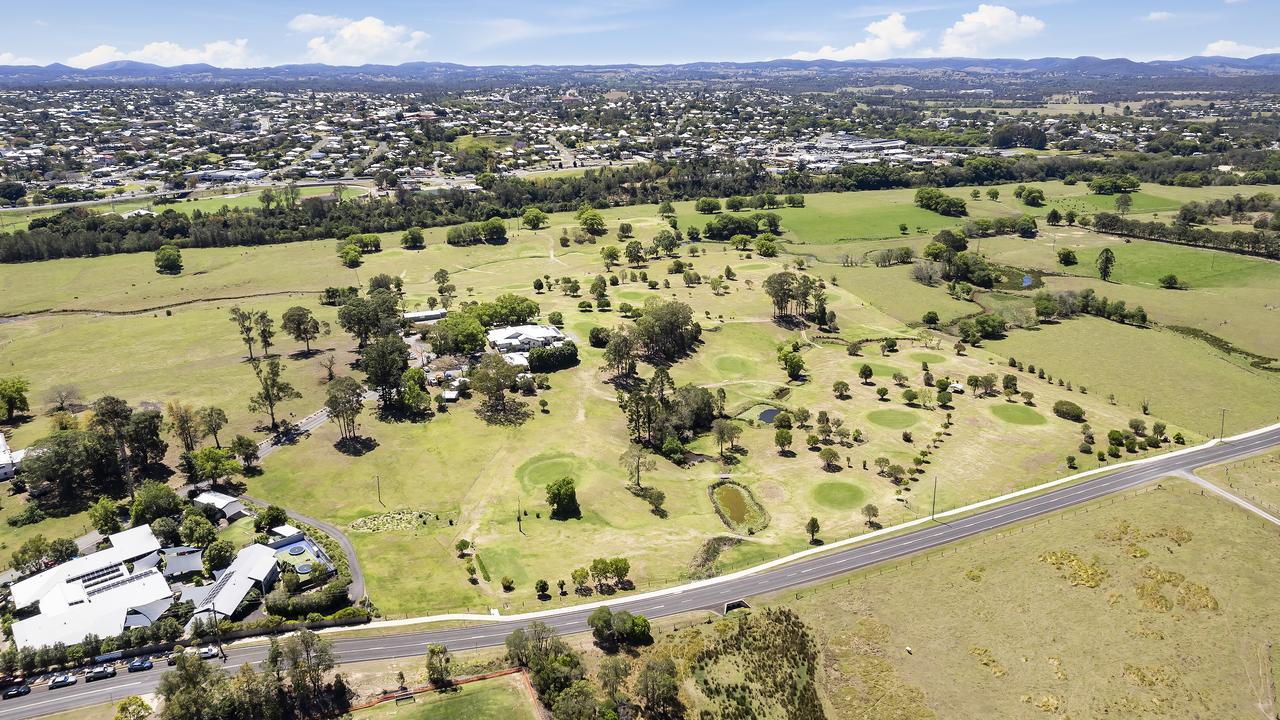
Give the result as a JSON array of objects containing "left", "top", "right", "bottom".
[{"left": 10, "top": 526, "right": 171, "bottom": 649}]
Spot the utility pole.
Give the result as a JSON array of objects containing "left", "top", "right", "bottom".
[
  {"left": 375, "top": 474, "right": 383, "bottom": 506},
  {"left": 1219, "top": 408, "right": 1228, "bottom": 440},
  {"left": 931, "top": 476, "right": 938, "bottom": 521}
]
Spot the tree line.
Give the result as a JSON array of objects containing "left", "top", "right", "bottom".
[
  {"left": 1092, "top": 211, "right": 1280, "bottom": 260},
  {"left": 10, "top": 147, "right": 1280, "bottom": 263}
]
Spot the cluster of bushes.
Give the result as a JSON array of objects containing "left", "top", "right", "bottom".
[
  {"left": 990, "top": 123, "right": 1048, "bottom": 150},
  {"left": 336, "top": 233, "right": 380, "bottom": 267},
  {"left": 319, "top": 286, "right": 360, "bottom": 306},
  {"left": 870, "top": 246, "right": 915, "bottom": 267},
  {"left": 914, "top": 187, "right": 967, "bottom": 216},
  {"left": 1032, "top": 288, "right": 1148, "bottom": 326},
  {"left": 689, "top": 609, "right": 824, "bottom": 720},
  {"left": 722, "top": 193, "right": 804, "bottom": 210},
  {"left": 264, "top": 574, "right": 353, "bottom": 619},
  {"left": 702, "top": 211, "right": 782, "bottom": 241},
  {"left": 189, "top": 606, "right": 370, "bottom": 642},
  {"left": 587, "top": 606, "right": 651, "bottom": 646},
  {"left": 445, "top": 217, "right": 507, "bottom": 246},
  {"left": 528, "top": 342, "right": 579, "bottom": 372},
  {"left": 1087, "top": 174, "right": 1141, "bottom": 195},
  {"left": 1053, "top": 400, "right": 1086, "bottom": 422}
]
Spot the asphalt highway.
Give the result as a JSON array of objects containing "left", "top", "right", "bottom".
[{"left": 5, "top": 426, "right": 1277, "bottom": 719}]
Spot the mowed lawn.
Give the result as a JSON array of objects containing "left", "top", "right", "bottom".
[
  {"left": 351, "top": 675, "right": 537, "bottom": 720},
  {"left": 779, "top": 480, "right": 1280, "bottom": 719}
]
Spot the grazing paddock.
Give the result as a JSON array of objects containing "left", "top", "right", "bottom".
[{"left": 774, "top": 480, "right": 1280, "bottom": 719}]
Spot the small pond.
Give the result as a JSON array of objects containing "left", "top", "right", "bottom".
[
  {"left": 758, "top": 408, "right": 781, "bottom": 424},
  {"left": 709, "top": 481, "right": 769, "bottom": 534},
  {"left": 715, "top": 484, "right": 751, "bottom": 524}
]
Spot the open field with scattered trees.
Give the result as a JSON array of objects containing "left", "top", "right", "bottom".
[{"left": 0, "top": 179, "right": 1273, "bottom": 618}]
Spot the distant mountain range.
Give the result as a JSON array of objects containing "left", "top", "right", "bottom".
[{"left": 4, "top": 55, "right": 1280, "bottom": 90}]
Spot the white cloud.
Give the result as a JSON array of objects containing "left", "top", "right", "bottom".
[
  {"left": 67, "top": 39, "right": 253, "bottom": 68},
  {"left": 934, "top": 4, "right": 1044, "bottom": 56},
  {"left": 1201, "top": 39, "right": 1280, "bottom": 57},
  {"left": 789, "top": 12, "right": 922, "bottom": 61},
  {"left": 0, "top": 52, "right": 38, "bottom": 65},
  {"left": 1142, "top": 11, "right": 1174, "bottom": 21},
  {"left": 289, "top": 15, "right": 429, "bottom": 65}
]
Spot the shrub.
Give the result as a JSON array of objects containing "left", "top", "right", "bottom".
[
  {"left": 528, "top": 342, "right": 579, "bottom": 372},
  {"left": 1053, "top": 400, "right": 1086, "bottom": 422}
]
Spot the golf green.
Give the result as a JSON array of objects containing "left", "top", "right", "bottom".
[
  {"left": 990, "top": 403, "right": 1047, "bottom": 426},
  {"left": 516, "top": 452, "right": 583, "bottom": 491},
  {"left": 866, "top": 409, "right": 920, "bottom": 429},
  {"left": 714, "top": 354, "right": 753, "bottom": 376},
  {"left": 812, "top": 482, "right": 866, "bottom": 510}
]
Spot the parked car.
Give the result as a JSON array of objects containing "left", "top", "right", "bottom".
[
  {"left": 198, "top": 646, "right": 219, "bottom": 660},
  {"left": 1, "top": 684, "right": 30, "bottom": 699},
  {"left": 49, "top": 674, "right": 76, "bottom": 689},
  {"left": 85, "top": 665, "right": 116, "bottom": 682},
  {"left": 127, "top": 658, "right": 153, "bottom": 672}
]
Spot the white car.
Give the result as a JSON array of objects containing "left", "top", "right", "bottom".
[{"left": 198, "top": 646, "right": 219, "bottom": 660}]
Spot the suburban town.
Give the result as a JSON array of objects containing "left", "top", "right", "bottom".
[{"left": 1, "top": 3, "right": 1280, "bottom": 720}]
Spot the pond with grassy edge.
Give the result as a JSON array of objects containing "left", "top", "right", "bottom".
[
  {"left": 709, "top": 480, "right": 769, "bottom": 534},
  {"left": 990, "top": 403, "right": 1048, "bottom": 426},
  {"left": 812, "top": 481, "right": 867, "bottom": 510},
  {"left": 866, "top": 409, "right": 921, "bottom": 429}
]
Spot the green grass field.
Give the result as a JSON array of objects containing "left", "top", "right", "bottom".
[
  {"left": 773, "top": 480, "right": 1280, "bottom": 718},
  {"left": 973, "top": 227, "right": 1280, "bottom": 361},
  {"left": 351, "top": 675, "right": 537, "bottom": 720},
  {"left": 1198, "top": 448, "right": 1280, "bottom": 512},
  {"left": 985, "top": 316, "right": 1280, "bottom": 436},
  {"left": 2, "top": 183, "right": 1273, "bottom": 616},
  {"left": 0, "top": 185, "right": 368, "bottom": 232}
]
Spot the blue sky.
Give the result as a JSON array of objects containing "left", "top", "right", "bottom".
[{"left": 2, "top": 1, "right": 1278, "bottom": 68}]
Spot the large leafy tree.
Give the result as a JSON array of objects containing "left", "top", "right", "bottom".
[
  {"left": 281, "top": 306, "right": 323, "bottom": 353},
  {"left": 361, "top": 335, "right": 410, "bottom": 407},
  {"left": 91, "top": 395, "right": 136, "bottom": 500},
  {"left": 0, "top": 376, "right": 30, "bottom": 421},
  {"left": 247, "top": 358, "right": 301, "bottom": 430},
  {"left": 325, "top": 376, "right": 365, "bottom": 441}
]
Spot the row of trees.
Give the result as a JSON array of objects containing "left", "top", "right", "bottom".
[
  {"left": 157, "top": 630, "right": 349, "bottom": 720},
  {"left": 1093, "top": 211, "right": 1280, "bottom": 259},
  {"left": 1032, "top": 287, "right": 1149, "bottom": 326}
]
